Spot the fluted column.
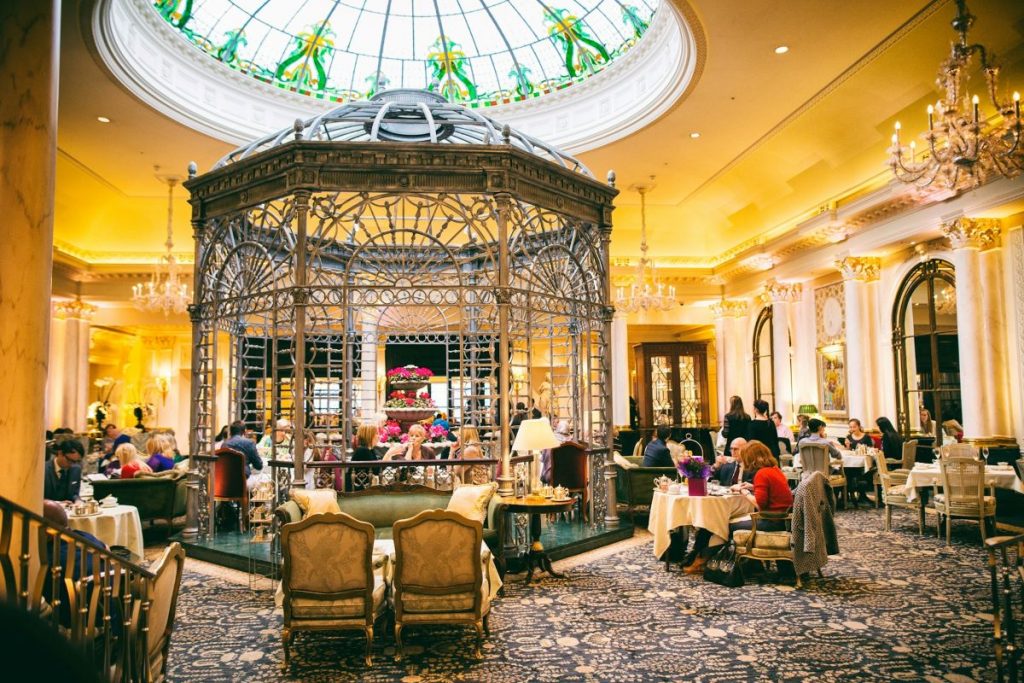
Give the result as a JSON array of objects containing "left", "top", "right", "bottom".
[
  {"left": 942, "top": 218, "right": 1006, "bottom": 440},
  {"left": 0, "top": 0, "right": 60, "bottom": 511},
  {"left": 610, "top": 310, "right": 630, "bottom": 428},
  {"left": 835, "top": 257, "right": 880, "bottom": 424},
  {"left": 52, "top": 300, "right": 95, "bottom": 431},
  {"left": 764, "top": 280, "right": 802, "bottom": 420},
  {"left": 711, "top": 300, "right": 748, "bottom": 416}
]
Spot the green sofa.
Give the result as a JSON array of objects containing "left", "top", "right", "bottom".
[
  {"left": 90, "top": 470, "right": 188, "bottom": 528},
  {"left": 614, "top": 455, "right": 677, "bottom": 519},
  {"left": 275, "top": 484, "right": 507, "bottom": 575}
]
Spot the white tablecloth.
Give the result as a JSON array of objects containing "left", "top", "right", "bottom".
[
  {"left": 648, "top": 490, "right": 755, "bottom": 559},
  {"left": 902, "top": 465, "right": 1024, "bottom": 501},
  {"left": 792, "top": 450, "right": 874, "bottom": 472},
  {"left": 275, "top": 539, "right": 500, "bottom": 607},
  {"left": 66, "top": 504, "right": 144, "bottom": 558}
]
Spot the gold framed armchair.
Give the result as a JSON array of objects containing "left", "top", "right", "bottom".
[
  {"left": 930, "top": 454, "right": 996, "bottom": 546},
  {"left": 142, "top": 542, "right": 186, "bottom": 683},
  {"left": 280, "top": 512, "right": 387, "bottom": 667},
  {"left": 732, "top": 510, "right": 804, "bottom": 588},
  {"left": 391, "top": 509, "right": 490, "bottom": 661}
]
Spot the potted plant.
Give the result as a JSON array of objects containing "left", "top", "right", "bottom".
[{"left": 677, "top": 454, "right": 711, "bottom": 496}]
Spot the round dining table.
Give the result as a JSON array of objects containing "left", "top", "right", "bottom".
[
  {"left": 65, "top": 504, "right": 145, "bottom": 558},
  {"left": 648, "top": 489, "right": 755, "bottom": 561}
]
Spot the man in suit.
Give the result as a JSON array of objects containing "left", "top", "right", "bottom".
[
  {"left": 44, "top": 439, "right": 83, "bottom": 502},
  {"left": 643, "top": 426, "right": 675, "bottom": 468},
  {"left": 713, "top": 437, "right": 746, "bottom": 486}
]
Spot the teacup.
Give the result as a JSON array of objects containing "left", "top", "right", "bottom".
[{"left": 667, "top": 484, "right": 681, "bottom": 495}]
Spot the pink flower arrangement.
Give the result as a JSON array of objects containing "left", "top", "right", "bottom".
[
  {"left": 386, "top": 365, "right": 434, "bottom": 380},
  {"left": 428, "top": 424, "right": 449, "bottom": 442},
  {"left": 381, "top": 421, "right": 403, "bottom": 443},
  {"left": 384, "top": 390, "right": 435, "bottom": 409}
]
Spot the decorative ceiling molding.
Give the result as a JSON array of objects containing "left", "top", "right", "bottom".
[
  {"left": 710, "top": 299, "right": 748, "bottom": 319},
  {"left": 764, "top": 279, "right": 803, "bottom": 304},
  {"left": 940, "top": 217, "right": 1002, "bottom": 251},
  {"left": 834, "top": 256, "right": 881, "bottom": 282},
  {"left": 53, "top": 299, "right": 97, "bottom": 321}
]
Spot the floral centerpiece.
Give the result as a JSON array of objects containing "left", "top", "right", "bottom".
[
  {"left": 677, "top": 453, "right": 712, "bottom": 497},
  {"left": 381, "top": 420, "right": 403, "bottom": 444},
  {"left": 386, "top": 365, "right": 434, "bottom": 381},
  {"left": 384, "top": 390, "right": 436, "bottom": 430},
  {"left": 428, "top": 424, "right": 449, "bottom": 443}
]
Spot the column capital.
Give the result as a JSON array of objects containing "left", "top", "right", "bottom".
[
  {"left": 711, "top": 299, "right": 748, "bottom": 319},
  {"left": 941, "top": 217, "right": 1001, "bottom": 250},
  {"left": 53, "top": 299, "right": 96, "bottom": 321},
  {"left": 141, "top": 335, "right": 176, "bottom": 351},
  {"left": 763, "top": 278, "right": 803, "bottom": 303},
  {"left": 834, "top": 256, "right": 881, "bottom": 282}
]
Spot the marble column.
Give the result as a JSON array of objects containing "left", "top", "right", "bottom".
[
  {"left": 711, "top": 300, "right": 748, "bottom": 417},
  {"left": 610, "top": 311, "right": 630, "bottom": 428},
  {"left": 941, "top": 218, "right": 1006, "bottom": 440},
  {"left": 764, "top": 280, "right": 802, "bottom": 420},
  {"left": 835, "top": 257, "right": 880, "bottom": 425},
  {"left": 50, "top": 300, "right": 95, "bottom": 431},
  {"left": 0, "top": 0, "right": 60, "bottom": 511},
  {"left": 1005, "top": 226, "right": 1024, "bottom": 451}
]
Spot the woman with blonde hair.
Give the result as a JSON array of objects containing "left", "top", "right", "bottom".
[
  {"left": 117, "top": 443, "right": 152, "bottom": 479},
  {"left": 347, "top": 423, "right": 380, "bottom": 491},
  {"left": 145, "top": 434, "right": 175, "bottom": 472},
  {"left": 452, "top": 425, "right": 489, "bottom": 485}
]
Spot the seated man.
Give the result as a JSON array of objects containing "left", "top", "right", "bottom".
[
  {"left": 222, "top": 420, "right": 265, "bottom": 488},
  {"left": 712, "top": 437, "right": 746, "bottom": 486},
  {"left": 41, "top": 500, "right": 108, "bottom": 628},
  {"left": 44, "top": 440, "right": 83, "bottom": 502},
  {"left": 798, "top": 418, "right": 842, "bottom": 460},
  {"left": 643, "top": 426, "right": 674, "bottom": 468}
]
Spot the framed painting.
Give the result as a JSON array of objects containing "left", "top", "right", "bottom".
[{"left": 817, "top": 346, "right": 847, "bottom": 418}]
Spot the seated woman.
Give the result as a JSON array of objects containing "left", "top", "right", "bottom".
[
  {"left": 685, "top": 441, "right": 793, "bottom": 574},
  {"left": 145, "top": 434, "right": 175, "bottom": 472},
  {"left": 449, "top": 425, "right": 479, "bottom": 460},
  {"left": 383, "top": 424, "right": 436, "bottom": 461},
  {"left": 348, "top": 424, "right": 380, "bottom": 491},
  {"left": 116, "top": 443, "right": 152, "bottom": 479},
  {"left": 875, "top": 416, "right": 903, "bottom": 463},
  {"left": 453, "top": 426, "right": 490, "bottom": 485},
  {"left": 843, "top": 419, "right": 874, "bottom": 449}
]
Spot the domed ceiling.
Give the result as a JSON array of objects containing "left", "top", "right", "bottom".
[{"left": 153, "top": 0, "right": 657, "bottom": 108}]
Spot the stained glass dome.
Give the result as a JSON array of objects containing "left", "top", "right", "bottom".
[{"left": 152, "top": 0, "right": 658, "bottom": 108}]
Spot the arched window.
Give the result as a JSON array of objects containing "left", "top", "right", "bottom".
[
  {"left": 891, "top": 259, "right": 961, "bottom": 440},
  {"left": 752, "top": 306, "right": 774, "bottom": 406}
]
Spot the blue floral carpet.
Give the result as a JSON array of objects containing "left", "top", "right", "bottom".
[{"left": 167, "top": 509, "right": 997, "bottom": 682}]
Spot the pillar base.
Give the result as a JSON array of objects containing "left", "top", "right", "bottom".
[{"left": 497, "top": 474, "right": 516, "bottom": 498}]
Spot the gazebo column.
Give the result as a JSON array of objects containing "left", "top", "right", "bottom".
[
  {"left": 495, "top": 194, "right": 514, "bottom": 497},
  {"left": 601, "top": 211, "right": 619, "bottom": 526},
  {"left": 942, "top": 218, "right": 1014, "bottom": 444},
  {"left": 764, "top": 280, "right": 801, "bottom": 421},
  {"left": 292, "top": 191, "right": 311, "bottom": 487},
  {"left": 834, "top": 257, "right": 880, "bottom": 425}
]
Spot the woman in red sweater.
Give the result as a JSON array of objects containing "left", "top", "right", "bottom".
[{"left": 684, "top": 441, "right": 793, "bottom": 574}]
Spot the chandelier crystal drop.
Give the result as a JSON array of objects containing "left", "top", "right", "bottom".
[
  {"left": 888, "top": 0, "right": 1022, "bottom": 192},
  {"left": 131, "top": 178, "right": 190, "bottom": 316},
  {"left": 614, "top": 183, "right": 676, "bottom": 313}
]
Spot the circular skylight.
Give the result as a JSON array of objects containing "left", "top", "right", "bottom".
[{"left": 153, "top": 0, "right": 657, "bottom": 108}]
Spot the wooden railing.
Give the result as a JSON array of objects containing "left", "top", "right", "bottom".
[{"left": 0, "top": 495, "right": 162, "bottom": 682}]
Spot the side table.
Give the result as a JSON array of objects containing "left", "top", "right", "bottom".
[{"left": 503, "top": 496, "right": 575, "bottom": 583}]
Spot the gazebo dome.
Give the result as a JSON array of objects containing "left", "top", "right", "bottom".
[{"left": 215, "top": 89, "right": 591, "bottom": 176}]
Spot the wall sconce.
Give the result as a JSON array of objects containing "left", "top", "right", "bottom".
[{"left": 155, "top": 375, "right": 171, "bottom": 403}]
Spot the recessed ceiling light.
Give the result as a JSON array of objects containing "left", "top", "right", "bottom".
[
  {"left": 97, "top": 116, "right": 111, "bottom": 123},
  {"left": 689, "top": 132, "right": 701, "bottom": 139},
  {"left": 774, "top": 45, "right": 789, "bottom": 55}
]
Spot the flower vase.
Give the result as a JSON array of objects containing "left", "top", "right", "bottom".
[{"left": 687, "top": 477, "right": 707, "bottom": 497}]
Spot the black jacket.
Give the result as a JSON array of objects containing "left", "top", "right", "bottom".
[
  {"left": 643, "top": 439, "right": 675, "bottom": 468},
  {"left": 722, "top": 414, "right": 751, "bottom": 455},
  {"left": 748, "top": 419, "right": 781, "bottom": 459}
]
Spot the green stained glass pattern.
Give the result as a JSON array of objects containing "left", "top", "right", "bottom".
[{"left": 149, "top": 0, "right": 658, "bottom": 107}]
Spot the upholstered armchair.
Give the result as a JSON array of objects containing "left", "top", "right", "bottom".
[
  {"left": 142, "top": 543, "right": 186, "bottom": 683},
  {"left": 874, "top": 451, "right": 924, "bottom": 534},
  {"left": 391, "top": 509, "right": 490, "bottom": 660},
  {"left": 280, "top": 512, "right": 387, "bottom": 667},
  {"left": 931, "top": 454, "right": 997, "bottom": 546},
  {"left": 732, "top": 511, "right": 804, "bottom": 587}
]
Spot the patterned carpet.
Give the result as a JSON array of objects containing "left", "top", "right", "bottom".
[{"left": 166, "top": 508, "right": 998, "bottom": 682}]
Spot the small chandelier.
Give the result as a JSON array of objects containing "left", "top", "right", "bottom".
[
  {"left": 614, "top": 182, "right": 676, "bottom": 313},
  {"left": 889, "top": 0, "right": 1022, "bottom": 192},
  {"left": 131, "top": 178, "right": 190, "bottom": 316}
]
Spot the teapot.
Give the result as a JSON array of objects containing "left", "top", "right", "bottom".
[
  {"left": 554, "top": 485, "right": 569, "bottom": 500},
  {"left": 654, "top": 475, "right": 672, "bottom": 492}
]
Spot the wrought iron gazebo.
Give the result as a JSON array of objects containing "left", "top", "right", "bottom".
[{"left": 183, "top": 90, "right": 618, "bottom": 537}]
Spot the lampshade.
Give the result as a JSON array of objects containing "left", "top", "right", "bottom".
[
  {"left": 510, "top": 418, "right": 560, "bottom": 452},
  {"left": 798, "top": 404, "right": 819, "bottom": 415}
]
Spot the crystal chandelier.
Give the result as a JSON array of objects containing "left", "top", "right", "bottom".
[
  {"left": 614, "top": 183, "right": 676, "bottom": 313},
  {"left": 889, "top": 0, "right": 1022, "bottom": 192},
  {"left": 131, "top": 178, "right": 190, "bottom": 316}
]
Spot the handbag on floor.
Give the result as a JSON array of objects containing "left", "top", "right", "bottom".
[
  {"left": 659, "top": 528, "right": 689, "bottom": 564},
  {"left": 703, "top": 541, "right": 745, "bottom": 587}
]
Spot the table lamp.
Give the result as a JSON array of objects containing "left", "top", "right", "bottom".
[
  {"left": 510, "top": 417, "right": 560, "bottom": 496},
  {"left": 798, "top": 404, "right": 819, "bottom": 417}
]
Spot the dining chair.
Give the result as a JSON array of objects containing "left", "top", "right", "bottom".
[
  {"left": 985, "top": 533, "right": 1024, "bottom": 682},
  {"left": 939, "top": 443, "right": 979, "bottom": 460},
  {"left": 551, "top": 441, "right": 590, "bottom": 523},
  {"left": 931, "top": 454, "right": 996, "bottom": 546},
  {"left": 733, "top": 509, "right": 802, "bottom": 587},
  {"left": 280, "top": 512, "right": 387, "bottom": 667},
  {"left": 798, "top": 443, "right": 845, "bottom": 508},
  {"left": 892, "top": 439, "right": 919, "bottom": 474},
  {"left": 212, "top": 447, "right": 249, "bottom": 532},
  {"left": 875, "top": 451, "right": 924, "bottom": 534},
  {"left": 142, "top": 543, "right": 187, "bottom": 683},
  {"left": 391, "top": 509, "right": 490, "bottom": 661}
]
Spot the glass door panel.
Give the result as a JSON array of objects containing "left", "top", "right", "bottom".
[
  {"left": 677, "top": 355, "right": 700, "bottom": 424},
  {"left": 650, "top": 355, "right": 673, "bottom": 426}
]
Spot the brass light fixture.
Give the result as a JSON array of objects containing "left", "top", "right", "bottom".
[{"left": 889, "top": 0, "right": 1021, "bottom": 192}]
